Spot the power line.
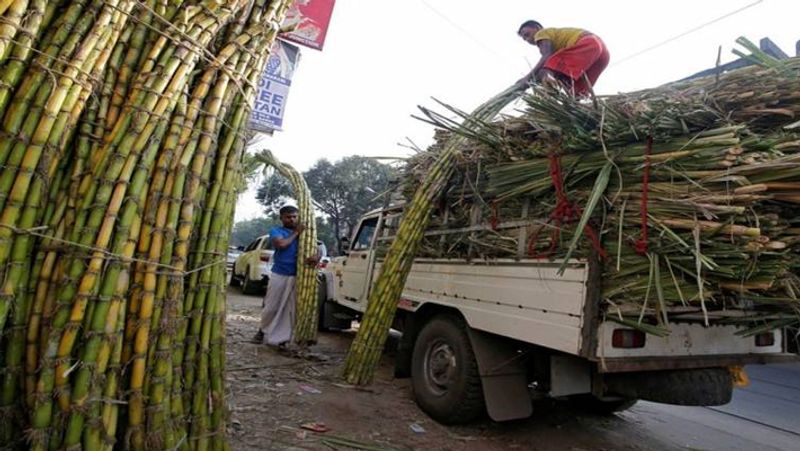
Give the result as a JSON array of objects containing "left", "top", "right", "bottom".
[
  {"left": 417, "top": 0, "right": 517, "bottom": 68},
  {"left": 611, "top": 0, "right": 764, "bottom": 67}
]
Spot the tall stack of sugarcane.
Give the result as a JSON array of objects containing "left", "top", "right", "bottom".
[
  {"left": 0, "top": 0, "right": 294, "bottom": 448},
  {"left": 253, "top": 150, "right": 319, "bottom": 345},
  {"left": 344, "top": 42, "right": 800, "bottom": 384},
  {"left": 342, "top": 86, "right": 523, "bottom": 384}
]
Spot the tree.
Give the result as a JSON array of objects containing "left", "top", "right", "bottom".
[
  {"left": 255, "top": 173, "right": 294, "bottom": 216},
  {"left": 315, "top": 216, "right": 336, "bottom": 256},
  {"left": 256, "top": 156, "right": 396, "bottom": 250},
  {"left": 230, "top": 216, "right": 277, "bottom": 248}
]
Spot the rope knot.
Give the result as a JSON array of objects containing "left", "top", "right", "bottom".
[{"left": 528, "top": 150, "right": 606, "bottom": 259}]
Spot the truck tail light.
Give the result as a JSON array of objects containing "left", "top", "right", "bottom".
[
  {"left": 754, "top": 332, "right": 774, "bottom": 347},
  {"left": 260, "top": 254, "right": 270, "bottom": 262},
  {"left": 612, "top": 329, "right": 646, "bottom": 349},
  {"left": 317, "top": 261, "right": 327, "bottom": 269}
]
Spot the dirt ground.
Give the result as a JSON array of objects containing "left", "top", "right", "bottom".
[{"left": 224, "top": 288, "right": 666, "bottom": 451}]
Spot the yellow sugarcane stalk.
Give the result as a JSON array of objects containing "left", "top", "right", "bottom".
[{"left": 256, "top": 150, "right": 319, "bottom": 344}]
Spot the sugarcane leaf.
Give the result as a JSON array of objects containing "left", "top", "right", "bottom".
[
  {"left": 735, "top": 317, "right": 796, "bottom": 337},
  {"left": 607, "top": 316, "right": 671, "bottom": 337},
  {"left": 638, "top": 253, "right": 655, "bottom": 324},
  {"left": 664, "top": 255, "right": 688, "bottom": 307},
  {"left": 558, "top": 161, "right": 612, "bottom": 274},
  {"left": 733, "top": 36, "right": 781, "bottom": 69},
  {"left": 784, "top": 119, "right": 800, "bottom": 130}
]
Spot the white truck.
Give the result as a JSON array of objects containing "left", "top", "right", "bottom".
[{"left": 318, "top": 205, "right": 795, "bottom": 424}]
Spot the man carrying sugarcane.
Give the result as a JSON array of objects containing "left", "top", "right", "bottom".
[
  {"left": 253, "top": 205, "right": 318, "bottom": 348},
  {"left": 515, "top": 20, "right": 609, "bottom": 96}
]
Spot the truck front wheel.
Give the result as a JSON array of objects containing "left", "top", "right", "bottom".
[{"left": 411, "top": 315, "right": 484, "bottom": 424}]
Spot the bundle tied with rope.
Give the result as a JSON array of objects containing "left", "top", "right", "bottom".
[
  {"left": 252, "top": 149, "right": 319, "bottom": 345},
  {"left": 0, "top": 0, "right": 296, "bottom": 449}
]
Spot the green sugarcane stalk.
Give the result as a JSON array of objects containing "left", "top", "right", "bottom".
[
  {"left": 177, "top": 2, "right": 288, "bottom": 424},
  {"left": 0, "top": 0, "right": 29, "bottom": 65},
  {"left": 0, "top": 0, "right": 107, "bottom": 204},
  {"left": 256, "top": 150, "right": 319, "bottom": 344},
  {"left": 185, "top": 82, "right": 248, "bottom": 451},
  {"left": 135, "top": 87, "right": 190, "bottom": 451},
  {"left": 2, "top": 2, "right": 127, "bottom": 421},
  {"left": 74, "top": 191, "right": 143, "bottom": 449},
  {"left": 343, "top": 86, "right": 522, "bottom": 385},
  {"left": 28, "top": 2, "right": 245, "bottom": 447},
  {"left": 0, "top": 0, "right": 46, "bottom": 115},
  {"left": 61, "top": 113, "right": 171, "bottom": 448},
  {"left": 0, "top": 0, "right": 128, "bottom": 346},
  {"left": 0, "top": 0, "right": 80, "bottom": 139}
]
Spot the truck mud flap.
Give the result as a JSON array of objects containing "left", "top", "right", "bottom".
[{"left": 466, "top": 328, "right": 532, "bottom": 421}]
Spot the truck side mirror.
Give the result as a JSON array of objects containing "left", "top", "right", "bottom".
[{"left": 339, "top": 237, "right": 350, "bottom": 256}]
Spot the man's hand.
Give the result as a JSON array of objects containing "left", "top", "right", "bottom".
[
  {"left": 295, "top": 223, "right": 306, "bottom": 235},
  {"left": 305, "top": 255, "right": 319, "bottom": 267},
  {"left": 514, "top": 73, "right": 534, "bottom": 91}
]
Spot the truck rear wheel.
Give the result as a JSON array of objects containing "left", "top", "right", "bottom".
[
  {"left": 411, "top": 315, "right": 484, "bottom": 424},
  {"left": 604, "top": 368, "right": 733, "bottom": 406}
]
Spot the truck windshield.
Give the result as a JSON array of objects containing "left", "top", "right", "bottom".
[{"left": 352, "top": 218, "right": 378, "bottom": 251}]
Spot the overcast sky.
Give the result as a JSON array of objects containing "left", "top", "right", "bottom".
[{"left": 236, "top": 0, "right": 799, "bottom": 221}]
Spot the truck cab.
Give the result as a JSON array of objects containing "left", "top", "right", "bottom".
[{"left": 319, "top": 206, "right": 794, "bottom": 424}]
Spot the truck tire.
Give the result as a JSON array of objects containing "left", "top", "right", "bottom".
[
  {"left": 411, "top": 315, "right": 485, "bottom": 424},
  {"left": 571, "top": 395, "right": 637, "bottom": 415},
  {"left": 604, "top": 368, "right": 732, "bottom": 406}
]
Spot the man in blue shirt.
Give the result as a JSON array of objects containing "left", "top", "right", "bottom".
[{"left": 254, "top": 205, "right": 315, "bottom": 347}]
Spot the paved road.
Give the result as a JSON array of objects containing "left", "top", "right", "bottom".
[
  {"left": 623, "top": 362, "right": 800, "bottom": 451},
  {"left": 227, "top": 286, "right": 799, "bottom": 450}
]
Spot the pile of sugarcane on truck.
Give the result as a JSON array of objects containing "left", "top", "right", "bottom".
[{"left": 318, "top": 55, "right": 800, "bottom": 424}]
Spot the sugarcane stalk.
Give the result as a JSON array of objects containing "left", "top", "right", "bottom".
[
  {"left": 0, "top": 0, "right": 29, "bottom": 64},
  {"left": 28, "top": 2, "right": 246, "bottom": 447},
  {"left": 255, "top": 150, "right": 319, "bottom": 344},
  {"left": 342, "top": 86, "right": 522, "bottom": 385}
]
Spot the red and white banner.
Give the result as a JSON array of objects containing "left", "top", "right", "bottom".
[{"left": 280, "top": 0, "right": 336, "bottom": 51}]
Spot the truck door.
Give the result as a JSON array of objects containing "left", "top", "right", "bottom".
[{"left": 340, "top": 216, "right": 378, "bottom": 303}]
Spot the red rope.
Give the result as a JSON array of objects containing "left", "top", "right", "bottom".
[
  {"left": 490, "top": 201, "right": 500, "bottom": 230},
  {"left": 528, "top": 152, "right": 607, "bottom": 259},
  {"left": 634, "top": 136, "right": 653, "bottom": 256}
]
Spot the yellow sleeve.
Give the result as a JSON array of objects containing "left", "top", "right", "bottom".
[{"left": 533, "top": 28, "right": 555, "bottom": 44}]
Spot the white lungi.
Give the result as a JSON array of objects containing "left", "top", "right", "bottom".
[{"left": 260, "top": 273, "right": 296, "bottom": 345}]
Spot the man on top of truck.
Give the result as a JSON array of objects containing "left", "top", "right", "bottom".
[{"left": 515, "top": 19, "right": 610, "bottom": 96}]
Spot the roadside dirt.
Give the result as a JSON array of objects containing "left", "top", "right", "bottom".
[{"left": 225, "top": 288, "right": 662, "bottom": 451}]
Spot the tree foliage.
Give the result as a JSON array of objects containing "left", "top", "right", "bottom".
[
  {"left": 255, "top": 174, "right": 295, "bottom": 215},
  {"left": 230, "top": 216, "right": 277, "bottom": 248}
]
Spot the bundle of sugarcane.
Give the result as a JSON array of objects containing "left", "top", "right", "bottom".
[
  {"left": 385, "top": 46, "right": 800, "bottom": 337},
  {"left": 341, "top": 85, "right": 523, "bottom": 385},
  {"left": 252, "top": 149, "right": 319, "bottom": 345},
  {"left": 0, "top": 0, "right": 294, "bottom": 448}
]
